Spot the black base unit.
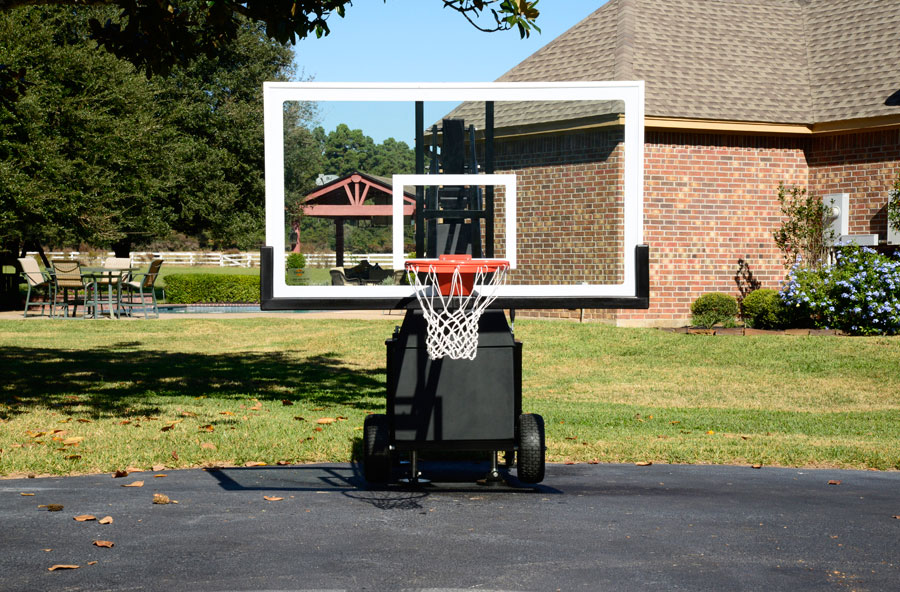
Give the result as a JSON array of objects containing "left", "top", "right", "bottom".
[{"left": 364, "top": 309, "right": 545, "bottom": 485}]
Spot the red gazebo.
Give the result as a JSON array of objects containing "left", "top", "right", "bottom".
[{"left": 294, "top": 172, "right": 416, "bottom": 266}]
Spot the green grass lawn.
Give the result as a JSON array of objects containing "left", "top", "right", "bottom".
[{"left": 1, "top": 318, "right": 898, "bottom": 477}]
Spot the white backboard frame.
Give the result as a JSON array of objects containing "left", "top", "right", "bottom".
[{"left": 264, "top": 81, "right": 644, "bottom": 305}]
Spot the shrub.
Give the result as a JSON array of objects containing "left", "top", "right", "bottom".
[
  {"left": 285, "top": 252, "right": 306, "bottom": 269},
  {"left": 740, "top": 288, "right": 785, "bottom": 329},
  {"left": 772, "top": 183, "right": 833, "bottom": 271},
  {"left": 889, "top": 173, "right": 900, "bottom": 236},
  {"left": 164, "top": 274, "right": 260, "bottom": 304},
  {"left": 690, "top": 292, "right": 738, "bottom": 328},
  {"left": 780, "top": 246, "right": 900, "bottom": 335}
]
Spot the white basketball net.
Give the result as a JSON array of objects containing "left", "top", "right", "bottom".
[{"left": 407, "top": 262, "right": 508, "bottom": 361}]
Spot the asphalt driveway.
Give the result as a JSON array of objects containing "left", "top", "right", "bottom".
[{"left": 1, "top": 462, "right": 898, "bottom": 591}]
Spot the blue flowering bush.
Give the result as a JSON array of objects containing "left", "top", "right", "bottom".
[{"left": 780, "top": 247, "right": 900, "bottom": 335}]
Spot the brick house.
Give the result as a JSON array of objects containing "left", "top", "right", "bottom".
[{"left": 448, "top": 0, "right": 900, "bottom": 326}]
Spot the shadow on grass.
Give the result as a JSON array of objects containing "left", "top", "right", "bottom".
[{"left": 0, "top": 346, "right": 384, "bottom": 419}]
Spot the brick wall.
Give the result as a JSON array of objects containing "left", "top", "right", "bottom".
[
  {"left": 495, "top": 129, "right": 625, "bottom": 320},
  {"left": 617, "top": 131, "right": 808, "bottom": 326},
  {"left": 492, "top": 126, "right": 900, "bottom": 326},
  {"left": 808, "top": 129, "right": 900, "bottom": 240}
]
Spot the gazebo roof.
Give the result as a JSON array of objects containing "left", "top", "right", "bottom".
[{"left": 302, "top": 171, "right": 416, "bottom": 219}]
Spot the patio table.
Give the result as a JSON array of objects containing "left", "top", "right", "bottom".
[{"left": 81, "top": 267, "right": 139, "bottom": 319}]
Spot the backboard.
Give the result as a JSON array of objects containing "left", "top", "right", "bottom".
[{"left": 261, "top": 81, "right": 648, "bottom": 310}]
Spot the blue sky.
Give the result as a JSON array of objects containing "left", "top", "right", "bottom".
[{"left": 292, "top": 0, "right": 605, "bottom": 144}]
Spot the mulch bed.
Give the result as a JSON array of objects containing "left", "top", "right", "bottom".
[{"left": 661, "top": 327, "right": 845, "bottom": 336}]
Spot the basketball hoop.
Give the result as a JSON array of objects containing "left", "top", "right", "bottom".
[{"left": 406, "top": 254, "right": 509, "bottom": 360}]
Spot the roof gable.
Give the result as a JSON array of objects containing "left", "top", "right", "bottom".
[{"left": 447, "top": 0, "right": 900, "bottom": 132}]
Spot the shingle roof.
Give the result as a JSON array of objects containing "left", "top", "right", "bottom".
[{"left": 446, "top": 0, "right": 900, "bottom": 131}]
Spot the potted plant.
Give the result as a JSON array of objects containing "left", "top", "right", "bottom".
[{"left": 285, "top": 252, "right": 306, "bottom": 284}]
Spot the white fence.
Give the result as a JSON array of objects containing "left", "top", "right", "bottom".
[{"left": 28, "top": 251, "right": 394, "bottom": 269}]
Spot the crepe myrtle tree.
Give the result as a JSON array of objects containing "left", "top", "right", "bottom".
[{"left": 0, "top": 1, "right": 540, "bottom": 79}]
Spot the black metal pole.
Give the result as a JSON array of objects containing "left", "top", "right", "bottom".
[
  {"left": 415, "top": 101, "right": 425, "bottom": 258},
  {"left": 485, "top": 101, "right": 495, "bottom": 257}
]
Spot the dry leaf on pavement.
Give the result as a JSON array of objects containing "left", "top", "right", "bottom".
[
  {"left": 122, "top": 481, "right": 144, "bottom": 488},
  {"left": 828, "top": 480, "right": 842, "bottom": 485},
  {"left": 48, "top": 565, "right": 79, "bottom": 571},
  {"left": 73, "top": 515, "right": 96, "bottom": 522},
  {"left": 153, "top": 493, "right": 177, "bottom": 504},
  {"left": 263, "top": 496, "right": 284, "bottom": 501},
  {"left": 92, "top": 540, "right": 114, "bottom": 548},
  {"left": 113, "top": 470, "right": 128, "bottom": 478},
  {"left": 99, "top": 516, "right": 113, "bottom": 524},
  {"left": 635, "top": 461, "right": 653, "bottom": 467}
]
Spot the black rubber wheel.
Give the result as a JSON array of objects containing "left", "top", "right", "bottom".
[
  {"left": 517, "top": 413, "right": 545, "bottom": 483},
  {"left": 363, "top": 414, "right": 391, "bottom": 483}
]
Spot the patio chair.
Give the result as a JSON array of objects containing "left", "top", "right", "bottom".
[
  {"left": 119, "top": 259, "right": 163, "bottom": 318},
  {"left": 51, "top": 260, "right": 89, "bottom": 318},
  {"left": 330, "top": 267, "right": 362, "bottom": 286},
  {"left": 97, "top": 257, "right": 132, "bottom": 316},
  {"left": 17, "top": 257, "right": 56, "bottom": 318}
]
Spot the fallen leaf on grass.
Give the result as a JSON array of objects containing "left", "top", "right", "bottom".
[
  {"left": 198, "top": 425, "right": 214, "bottom": 432},
  {"left": 92, "top": 540, "right": 114, "bottom": 548},
  {"left": 181, "top": 411, "right": 197, "bottom": 418},
  {"left": 314, "top": 427, "right": 323, "bottom": 432},
  {"left": 336, "top": 416, "right": 348, "bottom": 421},
  {"left": 249, "top": 400, "right": 262, "bottom": 411},
  {"left": 73, "top": 515, "right": 96, "bottom": 522},
  {"left": 65, "top": 455, "right": 82, "bottom": 460},
  {"left": 152, "top": 464, "right": 166, "bottom": 471},
  {"left": 153, "top": 493, "right": 177, "bottom": 504},
  {"left": 48, "top": 564, "right": 79, "bottom": 571},
  {"left": 635, "top": 461, "right": 653, "bottom": 467},
  {"left": 63, "top": 437, "right": 83, "bottom": 445},
  {"left": 200, "top": 442, "right": 216, "bottom": 450},
  {"left": 244, "top": 461, "right": 266, "bottom": 467},
  {"left": 122, "top": 481, "right": 144, "bottom": 488},
  {"left": 263, "top": 496, "right": 284, "bottom": 501},
  {"left": 160, "top": 424, "right": 177, "bottom": 432},
  {"left": 706, "top": 431, "right": 716, "bottom": 435},
  {"left": 828, "top": 480, "right": 842, "bottom": 485},
  {"left": 219, "top": 411, "right": 234, "bottom": 416},
  {"left": 281, "top": 400, "right": 293, "bottom": 406},
  {"left": 76, "top": 418, "right": 91, "bottom": 423},
  {"left": 316, "top": 418, "right": 335, "bottom": 424},
  {"left": 276, "top": 460, "right": 291, "bottom": 466},
  {"left": 293, "top": 416, "right": 305, "bottom": 421},
  {"left": 99, "top": 516, "right": 113, "bottom": 524},
  {"left": 113, "top": 470, "right": 128, "bottom": 478}
]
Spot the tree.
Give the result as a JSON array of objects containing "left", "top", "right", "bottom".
[
  {"left": 0, "top": 6, "right": 312, "bottom": 255},
  {"left": 0, "top": 1, "right": 540, "bottom": 79},
  {"left": 0, "top": 7, "right": 173, "bottom": 255}
]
